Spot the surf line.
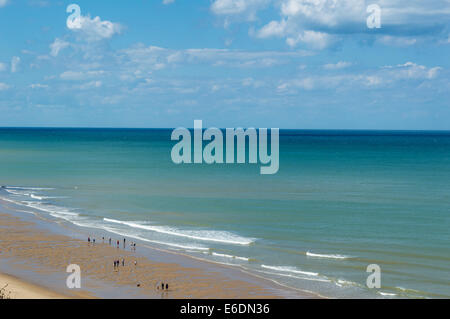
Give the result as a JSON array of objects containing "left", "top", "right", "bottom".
[{"left": 171, "top": 120, "right": 279, "bottom": 175}]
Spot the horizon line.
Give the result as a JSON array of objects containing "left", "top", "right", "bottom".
[{"left": 0, "top": 126, "right": 449, "bottom": 132}]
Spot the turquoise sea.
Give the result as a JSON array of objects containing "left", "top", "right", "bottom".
[{"left": 0, "top": 128, "right": 449, "bottom": 298}]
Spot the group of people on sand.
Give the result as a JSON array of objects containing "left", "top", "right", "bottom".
[
  {"left": 158, "top": 282, "right": 169, "bottom": 291},
  {"left": 87, "top": 234, "right": 170, "bottom": 292},
  {"left": 87, "top": 236, "right": 136, "bottom": 251}
]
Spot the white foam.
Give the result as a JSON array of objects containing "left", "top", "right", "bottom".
[
  {"left": 256, "top": 269, "right": 331, "bottom": 283},
  {"left": 30, "top": 194, "right": 62, "bottom": 200},
  {"left": 210, "top": 252, "right": 249, "bottom": 261},
  {"left": 378, "top": 292, "right": 397, "bottom": 296},
  {"left": 24, "top": 202, "right": 79, "bottom": 217},
  {"left": 104, "top": 218, "right": 254, "bottom": 246},
  {"left": 101, "top": 226, "right": 209, "bottom": 251},
  {"left": 306, "top": 251, "right": 350, "bottom": 260},
  {"left": 261, "top": 265, "right": 319, "bottom": 277},
  {"left": 6, "top": 186, "right": 54, "bottom": 191}
]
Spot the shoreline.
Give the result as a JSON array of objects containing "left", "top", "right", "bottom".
[{"left": 0, "top": 199, "right": 318, "bottom": 299}]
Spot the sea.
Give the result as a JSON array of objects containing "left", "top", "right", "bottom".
[{"left": 0, "top": 128, "right": 449, "bottom": 298}]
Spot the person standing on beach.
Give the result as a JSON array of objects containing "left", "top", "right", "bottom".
[
  {"left": 117, "top": 240, "right": 119, "bottom": 248},
  {"left": 123, "top": 238, "right": 126, "bottom": 248},
  {"left": 88, "top": 236, "right": 90, "bottom": 244},
  {"left": 122, "top": 258, "right": 125, "bottom": 267},
  {"left": 109, "top": 238, "right": 111, "bottom": 245}
]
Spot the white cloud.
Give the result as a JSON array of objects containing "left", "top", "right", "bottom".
[
  {"left": 277, "top": 61, "right": 441, "bottom": 92},
  {"left": 378, "top": 36, "right": 417, "bottom": 47},
  {"left": 323, "top": 61, "right": 352, "bottom": 70},
  {"left": 120, "top": 44, "right": 312, "bottom": 74},
  {"left": 69, "top": 15, "right": 122, "bottom": 42},
  {"left": 78, "top": 80, "right": 103, "bottom": 90},
  {"left": 257, "top": 19, "right": 287, "bottom": 38},
  {"left": 0, "top": 82, "right": 10, "bottom": 91},
  {"left": 30, "top": 83, "right": 49, "bottom": 89},
  {"left": 0, "top": 0, "right": 8, "bottom": 8},
  {"left": 0, "top": 62, "right": 7, "bottom": 72},
  {"left": 60, "top": 70, "right": 105, "bottom": 81},
  {"left": 50, "top": 38, "right": 70, "bottom": 57},
  {"left": 251, "top": 0, "right": 450, "bottom": 48},
  {"left": 384, "top": 62, "right": 442, "bottom": 80},
  {"left": 11, "top": 56, "right": 20, "bottom": 73},
  {"left": 163, "top": 0, "right": 175, "bottom": 4},
  {"left": 211, "top": 0, "right": 270, "bottom": 21},
  {"left": 286, "top": 30, "right": 333, "bottom": 49}
]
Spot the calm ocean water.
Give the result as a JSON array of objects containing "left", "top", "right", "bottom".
[{"left": 0, "top": 128, "right": 449, "bottom": 298}]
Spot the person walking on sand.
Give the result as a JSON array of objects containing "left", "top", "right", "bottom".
[
  {"left": 88, "top": 236, "right": 90, "bottom": 244},
  {"left": 122, "top": 258, "right": 125, "bottom": 267},
  {"left": 109, "top": 238, "right": 111, "bottom": 246},
  {"left": 117, "top": 240, "right": 119, "bottom": 248},
  {"left": 123, "top": 238, "right": 126, "bottom": 248}
]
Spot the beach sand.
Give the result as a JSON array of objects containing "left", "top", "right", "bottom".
[
  {"left": 0, "top": 272, "right": 68, "bottom": 299},
  {"left": 0, "top": 209, "right": 309, "bottom": 299}
]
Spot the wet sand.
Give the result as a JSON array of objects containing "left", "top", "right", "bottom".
[{"left": 0, "top": 205, "right": 315, "bottom": 299}]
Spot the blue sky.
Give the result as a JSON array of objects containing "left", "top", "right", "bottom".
[{"left": 0, "top": 0, "right": 449, "bottom": 129}]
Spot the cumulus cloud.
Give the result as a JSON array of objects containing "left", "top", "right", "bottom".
[
  {"left": 277, "top": 61, "right": 442, "bottom": 92},
  {"left": 50, "top": 38, "right": 70, "bottom": 57},
  {"left": 119, "top": 44, "right": 312, "bottom": 75},
  {"left": 286, "top": 30, "right": 333, "bottom": 49},
  {"left": 60, "top": 70, "right": 105, "bottom": 81},
  {"left": 378, "top": 36, "right": 417, "bottom": 47},
  {"left": 323, "top": 61, "right": 352, "bottom": 70},
  {"left": 383, "top": 62, "right": 442, "bottom": 80},
  {"left": 215, "top": 0, "right": 450, "bottom": 48},
  {"left": 68, "top": 14, "right": 122, "bottom": 42},
  {"left": 30, "top": 83, "right": 49, "bottom": 89},
  {"left": 211, "top": 0, "right": 271, "bottom": 21},
  {"left": 0, "top": 82, "right": 10, "bottom": 91},
  {"left": 11, "top": 56, "right": 20, "bottom": 73}
]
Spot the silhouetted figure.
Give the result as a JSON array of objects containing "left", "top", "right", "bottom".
[{"left": 166, "top": 283, "right": 169, "bottom": 290}]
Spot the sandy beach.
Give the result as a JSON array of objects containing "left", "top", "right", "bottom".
[
  {"left": 0, "top": 273, "right": 69, "bottom": 299},
  {"left": 0, "top": 201, "right": 313, "bottom": 299}
]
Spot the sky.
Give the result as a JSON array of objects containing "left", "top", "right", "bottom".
[{"left": 0, "top": 0, "right": 449, "bottom": 129}]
